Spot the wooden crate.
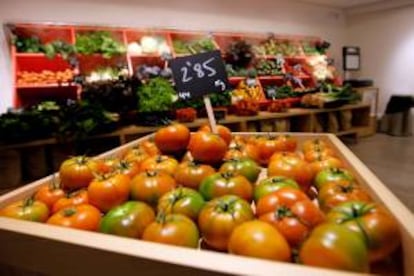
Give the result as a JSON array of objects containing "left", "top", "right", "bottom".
[{"left": 0, "top": 133, "right": 413, "bottom": 276}]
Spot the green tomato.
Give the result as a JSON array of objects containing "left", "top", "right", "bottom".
[
  {"left": 199, "top": 172, "right": 253, "bottom": 202},
  {"left": 326, "top": 201, "right": 401, "bottom": 263},
  {"left": 300, "top": 223, "right": 369, "bottom": 272},
  {"left": 157, "top": 187, "right": 205, "bottom": 221},
  {"left": 0, "top": 198, "right": 49, "bottom": 222},
  {"left": 314, "top": 168, "right": 354, "bottom": 190},
  {"left": 219, "top": 158, "right": 261, "bottom": 183},
  {"left": 100, "top": 201, "right": 155, "bottom": 238},
  {"left": 253, "top": 176, "right": 299, "bottom": 202}
]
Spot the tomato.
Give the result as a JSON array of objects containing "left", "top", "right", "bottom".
[
  {"left": 314, "top": 167, "right": 354, "bottom": 190},
  {"left": 154, "top": 123, "right": 190, "bottom": 155},
  {"left": 199, "top": 172, "right": 253, "bottom": 201},
  {"left": 140, "top": 155, "right": 179, "bottom": 176},
  {"left": 327, "top": 201, "right": 401, "bottom": 262},
  {"left": 274, "top": 135, "right": 297, "bottom": 152},
  {"left": 310, "top": 156, "right": 344, "bottom": 175},
  {"left": 228, "top": 220, "right": 291, "bottom": 261},
  {"left": 130, "top": 170, "right": 176, "bottom": 207},
  {"left": 0, "top": 198, "right": 49, "bottom": 222},
  {"left": 318, "top": 180, "right": 372, "bottom": 212},
  {"left": 199, "top": 124, "right": 232, "bottom": 146},
  {"left": 224, "top": 142, "right": 260, "bottom": 164},
  {"left": 100, "top": 201, "right": 155, "bottom": 238},
  {"left": 304, "top": 147, "right": 336, "bottom": 163},
  {"left": 96, "top": 156, "right": 120, "bottom": 173},
  {"left": 253, "top": 176, "right": 299, "bottom": 202},
  {"left": 256, "top": 187, "right": 310, "bottom": 216},
  {"left": 255, "top": 135, "right": 280, "bottom": 166},
  {"left": 87, "top": 173, "right": 131, "bottom": 212},
  {"left": 268, "top": 152, "right": 313, "bottom": 192},
  {"left": 188, "top": 131, "right": 228, "bottom": 165},
  {"left": 52, "top": 189, "right": 88, "bottom": 213},
  {"left": 123, "top": 146, "right": 150, "bottom": 166},
  {"left": 139, "top": 138, "right": 160, "bottom": 156},
  {"left": 299, "top": 223, "right": 369, "bottom": 272},
  {"left": 47, "top": 204, "right": 101, "bottom": 231},
  {"left": 302, "top": 139, "right": 329, "bottom": 153},
  {"left": 198, "top": 195, "right": 254, "bottom": 251},
  {"left": 34, "top": 179, "right": 65, "bottom": 210},
  {"left": 157, "top": 187, "right": 205, "bottom": 221},
  {"left": 59, "top": 156, "right": 99, "bottom": 190},
  {"left": 143, "top": 213, "right": 199, "bottom": 248},
  {"left": 116, "top": 159, "right": 141, "bottom": 179},
  {"left": 257, "top": 189, "right": 325, "bottom": 247},
  {"left": 173, "top": 161, "right": 215, "bottom": 190},
  {"left": 219, "top": 158, "right": 261, "bottom": 183}
]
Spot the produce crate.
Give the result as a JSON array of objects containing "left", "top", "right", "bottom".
[{"left": 0, "top": 133, "right": 413, "bottom": 276}]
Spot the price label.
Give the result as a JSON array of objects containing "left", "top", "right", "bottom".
[{"left": 170, "top": 50, "right": 229, "bottom": 99}]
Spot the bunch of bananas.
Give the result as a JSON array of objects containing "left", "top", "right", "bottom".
[{"left": 232, "top": 80, "right": 263, "bottom": 100}]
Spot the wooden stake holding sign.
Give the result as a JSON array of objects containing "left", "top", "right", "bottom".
[{"left": 170, "top": 50, "right": 229, "bottom": 134}]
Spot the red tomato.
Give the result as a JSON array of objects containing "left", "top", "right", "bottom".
[
  {"left": 188, "top": 131, "right": 228, "bottom": 165},
  {"left": 130, "top": 170, "right": 176, "bottom": 207},
  {"left": 139, "top": 139, "right": 161, "bottom": 156},
  {"left": 199, "top": 172, "right": 253, "bottom": 202},
  {"left": 318, "top": 180, "right": 372, "bottom": 212},
  {"left": 143, "top": 214, "right": 199, "bottom": 248},
  {"left": 87, "top": 173, "right": 131, "bottom": 212},
  {"left": 253, "top": 176, "right": 300, "bottom": 202},
  {"left": 300, "top": 223, "right": 369, "bottom": 272},
  {"left": 154, "top": 123, "right": 190, "bottom": 155},
  {"left": 268, "top": 152, "right": 314, "bottom": 192},
  {"left": 274, "top": 135, "right": 297, "bottom": 152},
  {"left": 0, "top": 198, "right": 49, "bottom": 222},
  {"left": 174, "top": 161, "right": 216, "bottom": 190},
  {"left": 47, "top": 204, "right": 101, "bottom": 231},
  {"left": 140, "top": 155, "right": 178, "bottom": 176},
  {"left": 34, "top": 179, "right": 65, "bottom": 210},
  {"left": 199, "top": 124, "right": 232, "bottom": 146},
  {"left": 258, "top": 189, "right": 325, "bottom": 247},
  {"left": 228, "top": 220, "right": 291, "bottom": 262},
  {"left": 327, "top": 201, "right": 401, "bottom": 262},
  {"left": 198, "top": 195, "right": 254, "bottom": 251},
  {"left": 52, "top": 189, "right": 88, "bottom": 214},
  {"left": 59, "top": 156, "right": 99, "bottom": 190}
]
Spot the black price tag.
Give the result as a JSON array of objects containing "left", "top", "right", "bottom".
[{"left": 170, "top": 50, "right": 229, "bottom": 99}]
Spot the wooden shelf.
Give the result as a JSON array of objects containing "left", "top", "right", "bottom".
[{"left": 16, "top": 83, "right": 78, "bottom": 89}]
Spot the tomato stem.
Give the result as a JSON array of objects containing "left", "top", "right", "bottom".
[{"left": 63, "top": 208, "right": 76, "bottom": 217}]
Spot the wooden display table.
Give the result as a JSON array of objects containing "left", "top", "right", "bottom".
[{"left": 0, "top": 132, "right": 412, "bottom": 276}]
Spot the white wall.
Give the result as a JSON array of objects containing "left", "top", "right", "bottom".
[
  {"left": 0, "top": 0, "right": 347, "bottom": 113},
  {"left": 346, "top": 6, "right": 414, "bottom": 116}
]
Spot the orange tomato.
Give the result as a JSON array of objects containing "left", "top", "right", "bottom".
[
  {"left": 59, "top": 156, "right": 99, "bottom": 190},
  {"left": 228, "top": 220, "right": 291, "bottom": 262},
  {"left": 174, "top": 161, "right": 216, "bottom": 190},
  {"left": 34, "top": 180, "right": 65, "bottom": 210},
  {"left": 188, "top": 131, "right": 228, "bottom": 165},
  {"left": 47, "top": 204, "right": 101, "bottom": 231},
  {"left": 140, "top": 155, "right": 179, "bottom": 176},
  {"left": 199, "top": 124, "right": 232, "bottom": 146},
  {"left": 154, "top": 123, "right": 191, "bottom": 155},
  {"left": 87, "top": 173, "right": 131, "bottom": 212},
  {"left": 52, "top": 189, "right": 88, "bottom": 214}
]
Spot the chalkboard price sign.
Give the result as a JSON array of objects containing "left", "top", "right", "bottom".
[{"left": 170, "top": 50, "right": 229, "bottom": 99}]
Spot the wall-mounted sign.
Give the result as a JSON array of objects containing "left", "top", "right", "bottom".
[{"left": 343, "top": 46, "right": 360, "bottom": 71}]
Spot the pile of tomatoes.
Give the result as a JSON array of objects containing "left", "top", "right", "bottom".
[{"left": 0, "top": 123, "right": 402, "bottom": 273}]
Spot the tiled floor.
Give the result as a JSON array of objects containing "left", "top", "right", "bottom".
[{"left": 347, "top": 133, "right": 414, "bottom": 212}]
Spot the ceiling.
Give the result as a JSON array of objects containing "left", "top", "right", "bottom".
[{"left": 295, "top": 0, "right": 387, "bottom": 8}]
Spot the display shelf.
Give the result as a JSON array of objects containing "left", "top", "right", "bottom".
[
  {"left": 16, "top": 83, "right": 79, "bottom": 89},
  {"left": 0, "top": 133, "right": 412, "bottom": 276}
]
